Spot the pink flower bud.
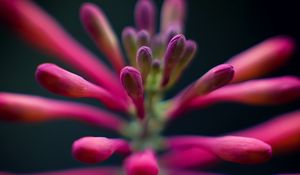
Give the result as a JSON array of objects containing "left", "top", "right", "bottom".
[
  {"left": 0, "top": 93, "right": 125, "bottom": 131},
  {"left": 189, "top": 76, "right": 300, "bottom": 109},
  {"left": 167, "top": 135, "right": 272, "bottom": 164},
  {"left": 235, "top": 110, "right": 300, "bottom": 155},
  {"left": 80, "top": 3, "right": 125, "bottom": 72},
  {"left": 227, "top": 36, "right": 295, "bottom": 82},
  {"left": 124, "top": 150, "right": 159, "bottom": 175},
  {"left": 0, "top": 0, "right": 123, "bottom": 96},
  {"left": 72, "top": 137, "right": 131, "bottom": 164},
  {"left": 36, "top": 63, "right": 128, "bottom": 112},
  {"left": 0, "top": 167, "right": 121, "bottom": 175},
  {"left": 160, "top": 0, "right": 186, "bottom": 33},
  {"left": 120, "top": 66, "right": 145, "bottom": 119},
  {"left": 162, "top": 34, "right": 186, "bottom": 87},
  {"left": 167, "top": 40, "right": 197, "bottom": 87},
  {"left": 135, "top": 0, "right": 156, "bottom": 34},
  {"left": 122, "top": 27, "right": 138, "bottom": 66}
]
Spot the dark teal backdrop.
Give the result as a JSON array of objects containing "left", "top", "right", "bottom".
[{"left": 0, "top": 0, "right": 299, "bottom": 174}]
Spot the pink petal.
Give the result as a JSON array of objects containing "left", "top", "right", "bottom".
[
  {"left": 0, "top": 0, "right": 126, "bottom": 98},
  {"left": 36, "top": 63, "right": 129, "bottom": 112},
  {"left": 80, "top": 3, "right": 125, "bottom": 73},
  {"left": 0, "top": 92, "right": 126, "bottom": 132},
  {"left": 72, "top": 137, "right": 131, "bottom": 164},
  {"left": 227, "top": 36, "right": 295, "bottom": 83}
]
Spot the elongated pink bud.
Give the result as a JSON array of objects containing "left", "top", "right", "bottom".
[
  {"left": 36, "top": 63, "right": 128, "bottom": 112},
  {"left": 167, "top": 135, "right": 272, "bottom": 164},
  {"left": 164, "top": 110, "right": 300, "bottom": 168},
  {"left": 124, "top": 149, "right": 159, "bottom": 175},
  {"left": 189, "top": 76, "right": 300, "bottom": 109},
  {"left": 167, "top": 64, "right": 234, "bottom": 119},
  {"left": 80, "top": 3, "right": 125, "bottom": 73},
  {"left": 135, "top": 0, "right": 156, "bottom": 34},
  {"left": 234, "top": 110, "right": 300, "bottom": 155},
  {"left": 160, "top": 0, "right": 186, "bottom": 33},
  {"left": 162, "top": 34, "right": 186, "bottom": 87},
  {"left": 0, "top": 93, "right": 125, "bottom": 131},
  {"left": 122, "top": 27, "right": 138, "bottom": 66},
  {"left": 0, "top": 0, "right": 125, "bottom": 97},
  {"left": 120, "top": 66, "right": 145, "bottom": 119},
  {"left": 0, "top": 167, "right": 121, "bottom": 175},
  {"left": 227, "top": 36, "right": 295, "bottom": 82},
  {"left": 72, "top": 137, "right": 131, "bottom": 164}
]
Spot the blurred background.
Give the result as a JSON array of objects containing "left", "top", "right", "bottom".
[{"left": 0, "top": 0, "right": 299, "bottom": 174}]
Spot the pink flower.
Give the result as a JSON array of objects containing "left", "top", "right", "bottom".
[{"left": 0, "top": 0, "right": 299, "bottom": 174}]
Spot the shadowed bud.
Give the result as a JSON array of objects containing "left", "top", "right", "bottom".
[
  {"left": 189, "top": 76, "right": 300, "bottom": 109},
  {"left": 164, "top": 24, "right": 181, "bottom": 44},
  {"left": 161, "top": 0, "right": 186, "bottom": 33},
  {"left": 227, "top": 36, "right": 295, "bottom": 82},
  {"left": 0, "top": 93, "right": 125, "bottom": 131},
  {"left": 122, "top": 27, "right": 138, "bottom": 66},
  {"left": 135, "top": 0, "right": 156, "bottom": 34},
  {"left": 36, "top": 63, "right": 128, "bottom": 112},
  {"left": 162, "top": 34, "right": 186, "bottom": 87},
  {"left": 80, "top": 3, "right": 125, "bottom": 72},
  {"left": 137, "top": 30, "right": 151, "bottom": 47},
  {"left": 151, "top": 35, "right": 165, "bottom": 59},
  {"left": 120, "top": 67, "right": 145, "bottom": 119},
  {"left": 137, "top": 46, "right": 153, "bottom": 82},
  {"left": 167, "top": 40, "right": 197, "bottom": 87},
  {"left": 167, "top": 136, "right": 272, "bottom": 164},
  {"left": 124, "top": 149, "right": 159, "bottom": 175},
  {"left": 72, "top": 137, "right": 131, "bottom": 164}
]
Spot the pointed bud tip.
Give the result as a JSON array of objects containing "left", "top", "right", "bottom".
[
  {"left": 72, "top": 137, "right": 116, "bottom": 164},
  {"left": 36, "top": 63, "right": 90, "bottom": 98},
  {"left": 211, "top": 64, "right": 234, "bottom": 87}
]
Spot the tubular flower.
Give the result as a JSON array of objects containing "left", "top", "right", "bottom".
[{"left": 0, "top": 0, "right": 299, "bottom": 174}]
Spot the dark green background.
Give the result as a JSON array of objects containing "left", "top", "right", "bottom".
[{"left": 0, "top": 0, "right": 299, "bottom": 174}]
